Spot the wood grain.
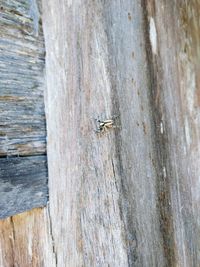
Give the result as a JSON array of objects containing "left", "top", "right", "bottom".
[
  {"left": 43, "top": 1, "right": 164, "bottom": 266},
  {"left": 42, "top": 0, "right": 200, "bottom": 266},
  {"left": 0, "top": 0, "right": 46, "bottom": 157},
  {"left": 144, "top": 1, "right": 200, "bottom": 266},
  {"left": 0, "top": 208, "right": 55, "bottom": 267},
  {"left": 0, "top": 0, "right": 48, "bottom": 219},
  {"left": 0, "top": 0, "right": 199, "bottom": 266},
  {"left": 0, "top": 156, "right": 48, "bottom": 218}
]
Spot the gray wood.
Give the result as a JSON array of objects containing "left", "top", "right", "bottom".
[
  {"left": 0, "top": 155, "right": 48, "bottom": 219},
  {"left": 144, "top": 1, "right": 200, "bottom": 266},
  {"left": 43, "top": 1, "right": 164, "bottom": 266},
  {"left": 0, "top": 0, "right": 46, "bottom": 157},
  {"left": 42, "top": 0, "right": 200, "bottom": 266},
  {"left": 0, "top": 0, "right": 199, "bottom": 266},
  {"left": 0, "top": 0, "right": 48, "bottom": 219}
]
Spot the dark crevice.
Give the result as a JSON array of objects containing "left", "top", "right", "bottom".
[
  {"left": 101, "top": 2, "right": 139, "bottom": 265},
  {"left": 141, "top": 0, "right": 176, "bottom": 266},
  {"left": 111, "top": 158, "right": 119, "bottom": 193},
  {"left": 10, "top": 217, "right": 15, "bottom": 240},
  {"left": 113, "top": 121, "right": 138, "bottom": 266},
  {"left": 10, "top": 216, "right": 16, "bottom": 267},
  {"left": 47, "top": 203, "right": 58, "bottom": 267},
  {"left": 108, "top": 61, "right": 138, "bottom": 266},
  {"left": 0, "top": 152, "right": 47, "bottom": 159},
  {"left": 115, "top": 130, "right": 138, "bottom": 266}
]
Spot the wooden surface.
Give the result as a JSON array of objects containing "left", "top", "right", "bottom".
[
  {"left": 0, "top": 0, "right": 199, "bottom": 266},
  {"left": 0, "top": 0, "right": 47, "bottom": 218},
  {"left": 0, "top": 208, "right": 55, "bottom": 267},
  {"left": 0, "top": 0, "right": 46, "bottom": 157},
  {"left": 144, "top": 1, "right": 200, "bottom": 265},
  {"left": 0, "top": 156, "right": 47, "bottom": 218}
]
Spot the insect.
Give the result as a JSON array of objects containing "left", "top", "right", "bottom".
[{"left": 95, "top": 118, "right": 116, "bottom": 133}]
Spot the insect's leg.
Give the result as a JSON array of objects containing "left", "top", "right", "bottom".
[
  {"left": 111, "top": 114, "right": 120, "bottom": 121},
  {"left": 91, "top": 116, "right": 101, "bottom": 133}
]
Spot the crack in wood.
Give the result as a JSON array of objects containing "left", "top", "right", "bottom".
[{"left": 47, "top": 203, "right": 58, "bottom": 267}]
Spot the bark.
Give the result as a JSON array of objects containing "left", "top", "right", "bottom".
[{"left": 0, "top": 0, "right": 199, "bottom": 266}]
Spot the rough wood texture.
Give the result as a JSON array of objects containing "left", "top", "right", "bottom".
[
  {"left": 0, "top": 0, "right": 46, "bottom": 157},
  {"left": 0, "top": 0, "right": 199, "bottom": 266},
  {"left": 42, "top": 1, "right": 166, "bottom": 266},
  {"left": 0, "top": 156, "right": 48, "bottom": 218},
  {"left": 0, "top": 208, "right": 55, "bottom": 267},
  {"left": 144, "top": 1, "right": 200, "bottom": 266},
  {"left": 0, "top": 0, "right": 48, "bottom": 218}
]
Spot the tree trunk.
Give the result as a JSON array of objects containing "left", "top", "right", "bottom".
[{"left": 0, "top": 0, "right": 199, "bottom": 266}]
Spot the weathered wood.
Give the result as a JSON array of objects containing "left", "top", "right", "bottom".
[
  {"left": 0, "top": 0, "right": 48, "bottom": 218},
  {"left": 42, "top": 1, "right": 164, "bottom": 266},
  {"left": 0, "top": 208, "right": 55, "bottom": 267},
  {"left": 42, "top": 0, "right": 200, "bottom": 266},
  {"left": 0, "top": 156, "right": 48, "bottom": 218},
  {"left": 0, "top": 0, "right": 46, "bottom": 157},
  {"left": 144, "top": 1, "right": 200, "bottom": 266},
  {"left": 0, "top": 0, "right": 199, "bottom": 266}
]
